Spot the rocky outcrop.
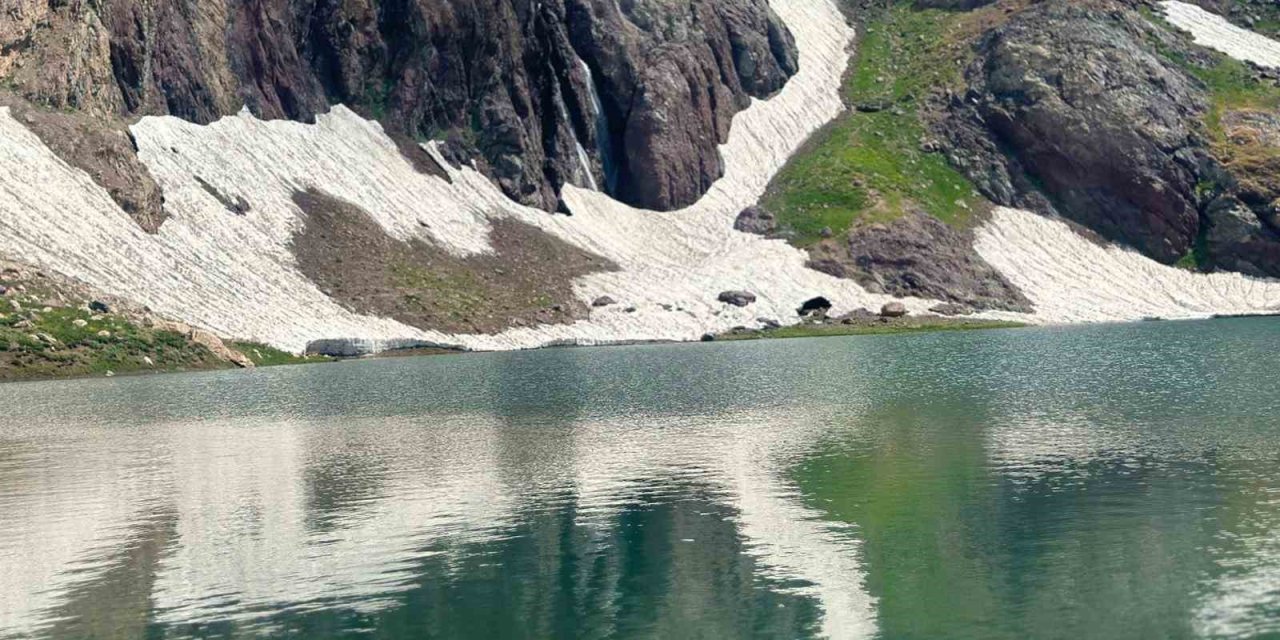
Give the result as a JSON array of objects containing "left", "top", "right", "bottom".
[
  {"left": 807, "top": 212, "right": 1033, "bottom": 312},
  {"left": 152, "top": 319, "right": 256, "bottom": 368},
  {"left": 0, "top": 95, "right": 167, "bottom": 232},
  {"left": 941, "top": 1, "right": 1208, "bottom": 264},
  {"left": 939, "top": 0, "right": 1280, "bottom": 276},
  {"left": 0, "top": 0, "right": 798, "bottom": 213}
]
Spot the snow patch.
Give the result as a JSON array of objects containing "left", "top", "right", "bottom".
[
  {"left": 975, "top": 208, "right": 1280, "bottom": 322},
  {"left": 1160, "top": 1, "right": 1280, "bottom": 68}
]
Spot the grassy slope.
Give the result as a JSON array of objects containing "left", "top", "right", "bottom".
[
  {"left": 0, "top": 304, "right": 229, "bottom": 381},
  {"left": 0, "top": 272, "right": 327, "bottom": 381},
  {"left": 761, "top": 3, "right": 982, "bottom": 246},
  {"left": 1141, "top": 6, "right": 1280, "bottom": 269}
]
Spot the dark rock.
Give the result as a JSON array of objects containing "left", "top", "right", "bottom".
[
  {"left": 592, "top": 295, "right": 617, "bottom": 307},
  {"left": 756, "top": 317, "right": 782, "bottom": 329},
  {"left": 718, "top": 290, "right": 758, "bottom": 307},
  {"left": 807, "top": 212, "right": 1032, "bottom": 312},
  {"left": 734, "top": 206, "right": 778, "bottom": 235},
  {"left": 797, "top": 296, "right": 833, "bottom": 317},
  {"left": 89, "top": 300, "right": 111, "bottom": 314},
  {"left": 940, "top": 2, "right": 1207, "bottom": 264},
  {"left": 0, "top": 286, "right": 6, "bottom": 296},
  {"left": 700, "top": 333, "right": 717, "bottom": 342},
  {"left": 929, "top": 302, "right": 974, "bottom": 316},
  {"left": 819, "top": 226, "right": 835, "bottom": 239},
  {"left": 195, "top": 176, "right": 251, "bottom": 215},
  {"left": 880, "top": 302, "right": 908, "bottom": 318}
]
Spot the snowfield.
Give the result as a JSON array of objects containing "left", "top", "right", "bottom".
[
  {"left": 1161, "top": 1, "right": 1280, "bottom": 68},
  {"left": 0, "top": 0, "right": 1278, "bottom": 354}
]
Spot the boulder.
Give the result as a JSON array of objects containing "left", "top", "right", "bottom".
[
  {"left": 592, "top": 296, "right": 618, "bottom": 308},
  {"left": 734, "top": 206, "right": 778, "bottom": 235},
  {"left": 88, "top": 300, "right": 111, "bottom": 314},
  {"left": 880, "top": 302, "right": 909, "bottom": 318},
  {"left": 718, "top": 290, "right": 758, "bottom": 307},
  {"left": 798, "top": 296, "right": 833, "bottom": 317}
]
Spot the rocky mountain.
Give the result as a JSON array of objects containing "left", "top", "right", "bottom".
[
  {"left": 1, "top": 0, "right": 1279, "bottom": 365},
  {"left": 0, "top": 0, "right": 797, "bottom": 214}
]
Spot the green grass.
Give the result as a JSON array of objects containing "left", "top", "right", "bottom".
[
  {"left": 0, "top": 303, "right": 229, "bottom": 380},
  {"left": 230, "top": 341, "right": 329, "bottom": 367},
  {"left": 716, "top": 319, "right": 1025, "bottom": 341},
  {"left": 762, "top": 4, "right": 981, "bottom": 246}
]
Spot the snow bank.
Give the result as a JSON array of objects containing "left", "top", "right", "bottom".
[
  {"left": 975, "top": 208, "right": 1280, "bottom": 322},
  {"left": 1160, "top": 1, "right": 1280, "bottom": 68}
]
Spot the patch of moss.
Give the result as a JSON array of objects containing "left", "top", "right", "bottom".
[
  {"left": 762, "top": 4, "right": 981, "bottom": 247},
  {"left": 230, "top": 341, "right": 330, "bottom": 367}
]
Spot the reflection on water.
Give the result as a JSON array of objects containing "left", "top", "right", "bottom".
[{"left": 1, "top": 319, "right": 1278, "bottom": 639}]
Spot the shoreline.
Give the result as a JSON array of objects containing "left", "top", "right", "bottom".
[{"left": 13, "top": 313, "right": 1280, "bottom": 385}]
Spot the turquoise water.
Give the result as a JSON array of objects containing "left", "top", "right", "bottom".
[{"left": 1, "top": 319, "right": 1278, "bottom": 639}]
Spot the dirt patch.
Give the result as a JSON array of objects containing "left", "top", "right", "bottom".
[
  {"left": 291, "top": 190, "right": 618, "bottom": 334},
  {"left": 1, "top": 93, "right": 167, "bottom": 233},
  {"left": 806, "top": 210, "right": 1033, "bottom": 313}
]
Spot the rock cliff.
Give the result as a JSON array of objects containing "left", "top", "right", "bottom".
[
  {"left": 0, "top": 0, "right": 798, "bottom": 213},
  {"left": 940, "top": 0, "right": 1280, "bottom": 275}
]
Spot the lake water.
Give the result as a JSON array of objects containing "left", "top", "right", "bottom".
[{"left": 2, "top": 319, "right": 1279, "bottom": 639}]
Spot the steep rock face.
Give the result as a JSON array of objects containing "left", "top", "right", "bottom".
[
  {"left": 940, "top": 0, "right": 1280, "bottom": 276},
  {"left": 943, "top": 1, "right": 1208, "bottom": 264},
  {"left": 0, "top": 0, "right": 798, "bottom": 213}
]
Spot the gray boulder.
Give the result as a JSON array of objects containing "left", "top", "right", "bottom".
[
  {"left": 718, "top": 290, "right": 758, "bottom": 307},
  {"left": 880, "top": 302, "right": 909, "bottom": 318},
  {"left": 734, "top": 206, "right": 778, "bottom": 235}
]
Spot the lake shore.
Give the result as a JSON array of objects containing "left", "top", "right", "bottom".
[{"left": 0, "top": 310, "right": 1027, "bottom": 384}]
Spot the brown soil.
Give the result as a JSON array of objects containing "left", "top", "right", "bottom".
[
  {"left": 291, "top": 190, "right": 617, "bottom": 335},
  {"left": 0, "top": 92, "right": 167, "bottom": 233}
]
